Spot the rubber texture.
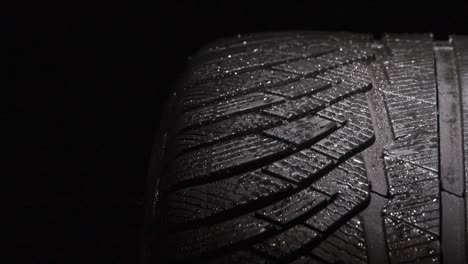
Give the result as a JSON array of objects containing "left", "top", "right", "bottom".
[{"left": 143, "top": 32, "right": 468, "bottom": 264}]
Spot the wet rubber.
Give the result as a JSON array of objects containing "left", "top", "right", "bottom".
[{"left": 143, "top": 32, "right": 468, "bottom": 264}]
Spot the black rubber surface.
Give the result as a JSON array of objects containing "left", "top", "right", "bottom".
[{"left": 143, "top": 32, "right": 468, "bottom": 264}]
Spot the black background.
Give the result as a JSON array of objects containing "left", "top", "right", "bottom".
[{"left": 12, "top": 1, "right": 468, "bottom": 263}]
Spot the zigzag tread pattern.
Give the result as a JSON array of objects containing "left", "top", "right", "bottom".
[{"left": 151, "top": 33, "right": 386, "bottom": 263}]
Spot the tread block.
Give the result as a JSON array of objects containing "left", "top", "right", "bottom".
[
  {"left": 272, "top": 58, "right": 335, "bottom": 76},
  {"left": 311, "top": 241, "right": 365, "bottom": 264},
  {"left": 383, "top": 68, "right": 436, "bottom": 104},
  {"left": 262, "top": 96, "right": 326, "bottom": 120},
  {"left": 383, "top": 156, "right": 440, "bottom": 235},
  {"left": 308, "top": 157, "right": 370, "bottom": 230},
  {"left": 275, "top": 43, "right": 338, "bottom": 58},
  {"left": 171, "top": 135, "right": 291, "bottom": 187},
  {"left": 264, "top": 149, "right": 334, "bottom": 183},
  {"left": 252, "top": 224, "right": 320, "bottom": 259},
  {"left": 385, "top": 200, "right": 440, "bottom": 235},
  {"left": 317, "top": 63, "right": 372, "bottom": 87},
  {"left": 383, "top": 93, "right": 437, "bottom": 140},
  {"left": 198, "top": 32, "right": 371, "bottom": 61},
  {"left": 316, "top": 107, "right": 348, "bottom": 125},
  {"left": 384, "top": 133, "right": 438, "bottom": 171},
  {"left": 198, "top": 38, "right": 335, "bottom": 66},
  {"left": 325, "top": 234, "right": 366, "bottom": 259},
  {"left": 315, "top": 49, "right": 373, "bottom": 66},
  {"left": 332, "top": 217, "right": 367, "bottom": 250},
  {"left": 311, "top": 125, "right": 373, "bottom": 160},
  {"left": 199, "top": 35, "right": 299, "bottom": 57},
  {"left": 304, "top": 196, "right": 359, "bottom": 232},
  {"left": 310, "top": 217, "right": 368, "bottom": 264},
  {"left": 312, "top": 83, "right": 371, "bottom": 105},
  {"left": 201, "top": 32, "right": 370, "bottom": 54},
  {"left": 182, "top": 92, "right": 285, "bottom": 129},
  {"left": 167, "top": 170, "right": 295, "bottom": 224},
  {"left": 192, "top": 49, "right": 298, "bottom": 81},
  {"left": 266, "top": 78, "right": 331, "bottom": 99},
  {"left": 170, "top": 215, "right": 275, "bottom": 259},
  {"left": 263, "top": 115, "right": 337, "bottom": 147},
  {"left": 381, "top": 35, "right": 438, "bottom": 153},
  {"left": 183, "top": 69, "right": 298, "bottom": 109},
  {"left": 383, "top": 156, "right": 438, "bottom": 193},
  {"left": 311, "top": 96, "right": 374, "bottom": 160},
  {"left": 384, "top": 216, "right": 439, "bottom": 264},
  {"left": 257, "top": 187, "right": 329, "bottom": 225},
  {"left": 176, "top": 113, "right": 282, "bottom": 152}
]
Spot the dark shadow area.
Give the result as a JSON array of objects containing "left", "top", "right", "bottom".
[{"left": 11, "top": 1, "right": 468, "bottom": 262}]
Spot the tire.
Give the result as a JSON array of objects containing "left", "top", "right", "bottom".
[{"left": 143, "top": 32, "right": 468, "bottom": 264}]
